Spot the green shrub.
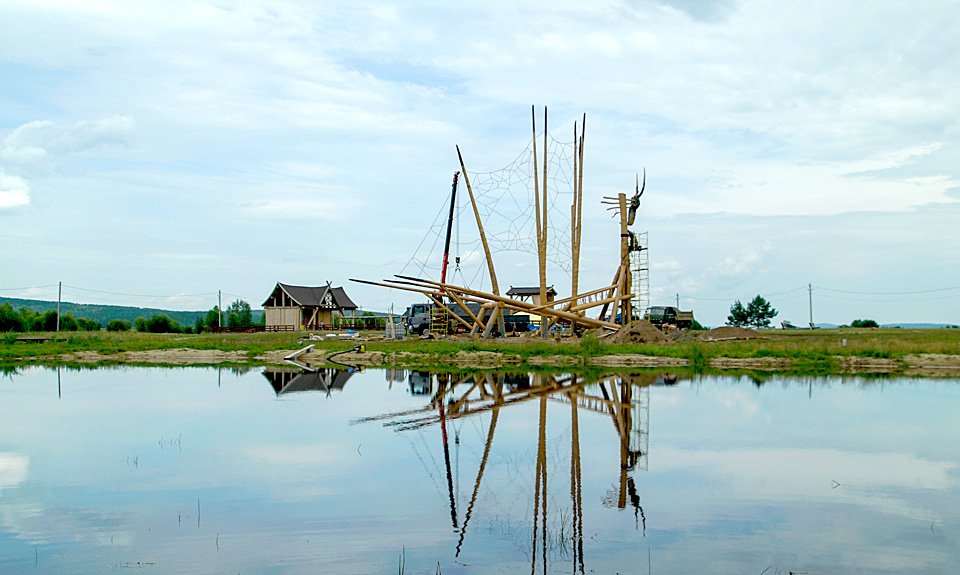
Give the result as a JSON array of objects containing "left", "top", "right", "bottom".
[
  {"left": 134, "top": 314, "right": 182, "bottom": 333},
  {"left": 578, "top": 333, "right": 603, "bottom": 356},
  {"left": 106, "top": 319, "right": 132, "bottom": 332}
]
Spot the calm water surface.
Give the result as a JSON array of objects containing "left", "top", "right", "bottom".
[{"left": 0, "top": 366, "right": 957, "bottom": 574}]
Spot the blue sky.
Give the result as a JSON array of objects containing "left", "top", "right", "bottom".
[{"left": 1, "top": 0, "right": 958, "bottom": 327}]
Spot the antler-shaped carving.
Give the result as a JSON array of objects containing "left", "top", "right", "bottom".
[
  {"left": 627, "top": 168, "right": 645, "bottom": 226},
  {"left": 601, "top": 168, "right": 646, "bottom": 222}
]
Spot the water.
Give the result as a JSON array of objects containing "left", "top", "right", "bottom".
[{"left": 0, "top": 366, "right": 957, "bottom": 574}]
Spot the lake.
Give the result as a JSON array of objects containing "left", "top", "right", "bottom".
[{"left": 0, "top": 366, "right": 957, "bottom": 574}]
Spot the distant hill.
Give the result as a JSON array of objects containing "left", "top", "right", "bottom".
[
  {"left": 0, "top": 297, "right": 264, "bottom": 327},
  {"left": 881, "top": 323, "right": 959, "bottom": 329}
]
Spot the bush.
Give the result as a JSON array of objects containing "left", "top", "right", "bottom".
[
  {"left": 106, "top": 319, "right": 132, "bottom": 332},
  {"left": 31, "top": 310, "right": 59, "bottom": 332},
  {"left": 134, "top": 314, "right": 183, "bottom": 333},
  {"left": 0, "top": 303, "right": 23, "bottom": 332},
  {"left": 76, "top": 318, "right": 102, "bottom": 331}
]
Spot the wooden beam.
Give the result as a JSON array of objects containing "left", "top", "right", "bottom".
[
  {"left": 456, "top": 145, "right": 501, "bottom": 296},
  {"left": 390, "top": 275, "right": 621, "bottom": 330}
]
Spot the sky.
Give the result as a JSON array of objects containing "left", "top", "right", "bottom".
[{"left": 1, "top": 0, "right": 959, "bottom": 327}]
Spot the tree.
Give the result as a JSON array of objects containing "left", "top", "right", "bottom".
[
  {"left": 727, "top": 295, "right": 778, "bottom": 328},
  {"left": 0, "top": 303, "right": 23, "bottom": 332},
  {"left": 850, "top": 319, "right": 879, "bottom": 328},
  {"left": 226, "top": 299, "right": 252, "bottom": 328},
  {"left": 727, "top": 300, "right": 749, "bottom": 327},
  {"left": 203, "top": 306, "right": 222, "bottom": 331},
  {"left": 32, "top": 310, "right": 59, "bottom": 332}
]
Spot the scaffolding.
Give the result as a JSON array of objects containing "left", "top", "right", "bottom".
[
  {"left": 629, "top": 231, "right": 649, "bottom": 320},
  {"left": 429, "top": 306, "right": 450, "bottom": 337},
  {"left": 630, "top": 384, "right": 650, "bottom": 472}
]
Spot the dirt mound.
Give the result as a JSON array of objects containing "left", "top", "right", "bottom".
[
  {"left": 667, "top": 330, "right": 699, "bottom": 342},
  {"left": 606, "top": 320, "right": 668, "bottom": 344},
  {"left": 699, "top": 326, "right": 759, "bottom": 341}
]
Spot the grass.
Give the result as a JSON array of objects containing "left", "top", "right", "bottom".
[{"left": 1, "top": 327, "right": 957, "bottom": 373}]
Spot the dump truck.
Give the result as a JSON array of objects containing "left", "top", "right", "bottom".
[
  {"left": 403, "top": 301, "right": 531, "bottom": 336},
  {"left": 643, "top": 306, "right": 694, "bottom": 329}
]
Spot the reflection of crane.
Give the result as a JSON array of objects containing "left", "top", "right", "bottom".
[{"left": 353, "top": 371, "right": 668, "bottom": 571}]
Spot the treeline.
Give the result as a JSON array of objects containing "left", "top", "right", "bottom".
[
  {"left": 0, "top": 299, "right": 262, "bottom": 334},
  {"left": 0, "top": 304, "right": 103, "bottom": 332},
  {"left": 0, "top": 296, "right": 265, "bottom": 329}
]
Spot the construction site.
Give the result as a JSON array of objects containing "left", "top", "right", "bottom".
[{"left": 354, "top": 106, "right": 691, "bottom": 343}]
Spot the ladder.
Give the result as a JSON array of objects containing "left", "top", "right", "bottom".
[
  {"left": 629, "top": 231, "right": 650, "bottom": 320},
  {"left": 429, "top": 306, "right": 449, "bottom": 336}
]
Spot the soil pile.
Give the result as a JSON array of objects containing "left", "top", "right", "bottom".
[
  {"left": 606, "top": 320, "right": 668, "bottom": 344},
  {"left": 699, "top": 326, "right": 759, "bottom": 341},
  {"left": 667, "top": 330, "right": 699, "bottom": 342}
]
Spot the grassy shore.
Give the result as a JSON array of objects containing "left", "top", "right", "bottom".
[{"left": 2, "top": 328, "right": 959, "bottom": 375}]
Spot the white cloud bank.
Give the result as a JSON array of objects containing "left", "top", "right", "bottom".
[
  {"left": 0, "top": 171, "right": 30, "bottom": 209},
  {"left": 1, "top": 116, "right": 134, "bottom": 169}
]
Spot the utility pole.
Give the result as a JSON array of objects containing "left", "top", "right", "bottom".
[
  {"left": 218, "top": 290, "right": 222, "bottom": 328},
  {"left": 676, "top": 293, "right": 679, "bottom": 308},
  {"left": 808, "top": 283, "right": 814, "bottom": 329},
  {"left": 56, "top": 281, "right": 62, "bottom": 332}
]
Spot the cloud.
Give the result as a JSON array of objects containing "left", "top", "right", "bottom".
[
  {"left": 239, "top": 196, "right": 352, "bottom": 220},
  {"left": 2, "top": 116, "right": 134, "bottom": 169},
  {"left": 657, "top": 447, "right": 957, "bottom": 520},
  {"left": 706, "top": 244, "right": 769, "bottom": 278},
  {"left": 0, "top": 171, "right": 30, "bottom": 209},
  {"left": 0, "top": 452, "right": 29, "bottom": 489}
]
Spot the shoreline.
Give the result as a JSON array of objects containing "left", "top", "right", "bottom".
[{"left": 9, "top": 347, "right": 960, "bottom": 377}]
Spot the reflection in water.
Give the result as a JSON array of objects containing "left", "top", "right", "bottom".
[
  {"left": 262, "top": 367, "right": 356, "bottom": 396},
  {"left": 2, "top": 367, "right": 957, "bottom": 574},
  {"left": 356, "top": 371, "right": 684, "bottom": 572}
]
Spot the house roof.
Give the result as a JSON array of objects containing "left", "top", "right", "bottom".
[
  {"left": 263, "top": 282, "right": 358, "bottom": 310},
  {"left": 507, "top": 285, "right": 557, "bottom": 297},
  {"left": 262, "top": 368, "right": 355, "bottom": 395}
]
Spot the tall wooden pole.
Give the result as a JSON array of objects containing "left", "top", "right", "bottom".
[
  {"left": 576, "top": 114, "right": 586, "bottom": 293},
  {"left": 531, "top": 105, "right": 542, "bottom": 253},
  {"left": 539, "top": 108, "right": 550, "bottom": 338},
  {"left": 571, "top": 122, "right": 579, "bottom": 301},
  {"left": 539, "top": 108, "right": 548, "bottom": 308},
  {"left": 456, "top": 145, "right": 501, "bottom": 297},
  {"left": 618, "top": 193, "right": 632, "bottom": 324},
  {"left": 571, "top": 114, "right": 586, "bottom": 306}
]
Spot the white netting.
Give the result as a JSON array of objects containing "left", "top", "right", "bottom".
[{"left": 401, "top": 132, "right": 578, "bottom": 291}]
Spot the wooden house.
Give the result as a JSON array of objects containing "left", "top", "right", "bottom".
[
  {"left": 262, "top": 282, "right": 358, "bottom": 331},
  {"left": 506, "top": 285, "right": 558, "bottom": 323},
  {"left": 262, "top": 367, "right": 355, "bottom": 396},
  {"left": 506, "top": 285, "right": 557, "bottom": 307}
]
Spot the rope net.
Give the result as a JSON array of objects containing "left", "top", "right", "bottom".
[{"left": 401, "top": 133, "right": 578, "bottom": 292}]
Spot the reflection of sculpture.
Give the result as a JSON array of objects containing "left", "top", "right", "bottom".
[
  {"left": 261, "top": 367, "right": 355, "bottom": 397},
  {"left": 355, "top": 371, "right": 682, "bottom": 572}
]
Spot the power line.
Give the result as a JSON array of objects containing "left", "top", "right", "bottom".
[
  {"left": 63, "top": 285, "right": 217, "bottom": 298},
  {"left": 0, "top": 284, "right": 59, "bottom": 291},
  {"left": 681, "top": 284, "right": 960, "bottom": 304},
  {"left": 681, "top": 286, "right": 807, "bottom": 303},
  {"left": 816, "top": 285, "right": 960, "bottom": 296},
  {"left": 816, "top": 291, "right": 960, "bottom": 303}
]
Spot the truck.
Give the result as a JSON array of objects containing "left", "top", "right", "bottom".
[
  {"left": 403, "top": 301, "right": 532, "bottom": 336},
  {"left": 643, "top": 306, "right": 694, "bottom": 329}
]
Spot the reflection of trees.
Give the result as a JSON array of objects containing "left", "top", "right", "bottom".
[{"left": 356, "top": 371, "right": 684, "bottom": 572}]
